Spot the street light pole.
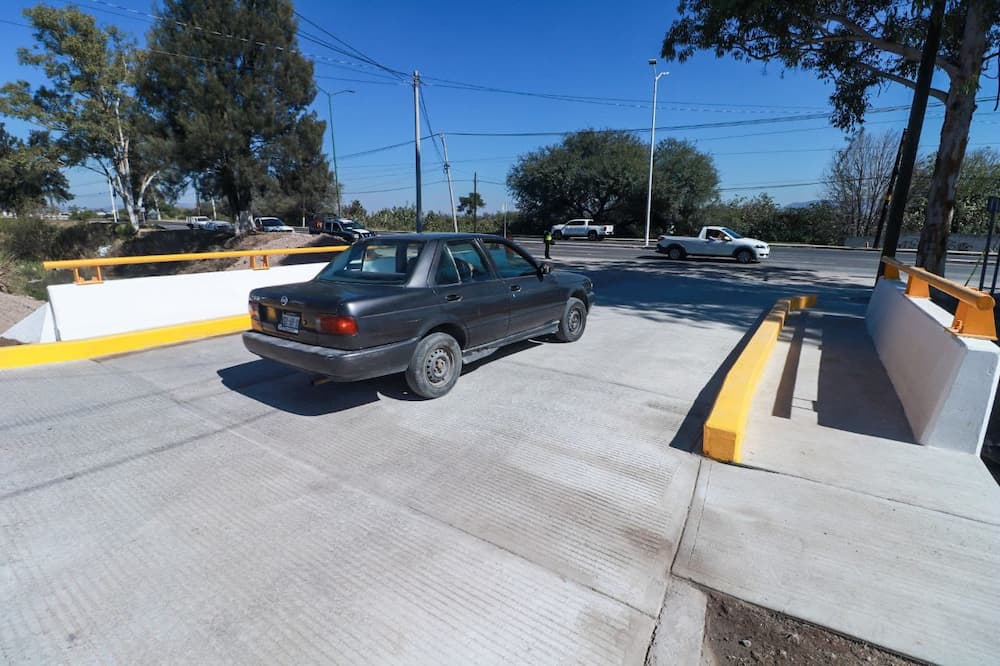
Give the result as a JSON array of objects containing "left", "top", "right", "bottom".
[
  {"left": 644, "top": 60, "right": 668, "bottom": 248},
  {"left": 322, "top": 88, "right": 355, "bottom": 218}
]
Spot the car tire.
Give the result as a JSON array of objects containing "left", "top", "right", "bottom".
[
  {"left": 587, "top": 230, "right": 597, "bottom": 241},
  {"left": 405, "top": 332, "right": 463, "bottom": 399},
  {"left": 735, "top": 249, "right": 754, "bottom": 264},
  {"left": 667, "top": 246, "right": 685, "bottom": 260},
  {"left": 552, "top": 231, "right": 563, "bottom": 240},
  {"left": 555, "top": 297, "right": 587, "bottom": 343}
]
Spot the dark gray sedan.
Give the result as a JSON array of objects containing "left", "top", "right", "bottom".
[{"left": 243, "top": 233, "right": 594, "bottom": 398}]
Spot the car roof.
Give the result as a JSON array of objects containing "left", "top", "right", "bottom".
[{"left": 367, "top": 232, "right": 505, "bottom": 242}]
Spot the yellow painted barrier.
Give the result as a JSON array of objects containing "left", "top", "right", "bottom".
[
  {"left": 0, "top": 314, "right": 250, "bottom": 370},
  {"left": 703, "top": 295, "right": 817, "bottom": 463}
]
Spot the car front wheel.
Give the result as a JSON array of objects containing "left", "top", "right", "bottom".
[
  {"left": 587, "top": 230, "right": 597, "bottom": 240},
  {"left": 735, "top": 249, "right": 754, "bottom": 264},
  {"left": 555, "top": 297, "right": 587, "bottom": 342},
  {"left": 406, "top": 332, "right": 463, "bottom": 399},
  {"left": 552, "top": 231, "right": 563, "bottom": 240}
]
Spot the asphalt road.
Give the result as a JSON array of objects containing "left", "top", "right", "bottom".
[{"left": 515, "top": 237, "right": 979, "bottom": 285}]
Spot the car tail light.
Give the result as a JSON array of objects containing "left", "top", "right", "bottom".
[
  {"left": 248, "top": 301, "right": 259, "bottom": 320},
  {"left": 317, "top": 315, "right": 358, "bottom": 336}
]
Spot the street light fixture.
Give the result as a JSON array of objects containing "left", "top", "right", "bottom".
[
  {"left": 644, "top": 60, "right": 668, "bottom": 248},
  {"left": 321, "top": 88, "right": 355, "bottom": 218}
]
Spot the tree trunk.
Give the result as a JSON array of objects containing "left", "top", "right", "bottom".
[{"left": 916, "top": 0, "right": 990, "bottom": 275}]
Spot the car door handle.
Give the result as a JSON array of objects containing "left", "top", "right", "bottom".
[
  {"left": 445, "top": 294, "right": 462, "bottom": 302},
  {"left": 510, "top": 284, "right": 521, "bottom": 292}
]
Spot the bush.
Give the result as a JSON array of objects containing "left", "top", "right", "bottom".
[{"left": 0, "top": 218, "right": 58, "bottom": 260}]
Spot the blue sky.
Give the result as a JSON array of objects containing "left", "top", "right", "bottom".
[{"left": 1, "top": 0, "right": 998, "bottom": 215}]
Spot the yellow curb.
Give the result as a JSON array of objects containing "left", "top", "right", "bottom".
[
  {"left": 0, "top": 315, "right": 250, "bottom": 370},
  {"left": 703, "top": 295, "right": 817, "bottom": 463}
]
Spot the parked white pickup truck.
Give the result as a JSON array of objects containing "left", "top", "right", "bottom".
[
  {"left": 550, "top": 218, "right": 614, "bottom": 241},
  {"left": 656, "top": 226, "right": 770, "bottom": 263}
]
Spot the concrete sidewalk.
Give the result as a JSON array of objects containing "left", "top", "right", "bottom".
[{"left": 673, "top": 305, "right": 1000, "bottom": 665}]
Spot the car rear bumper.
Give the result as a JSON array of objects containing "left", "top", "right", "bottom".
[{"left": 243, "top": 331, "right": 418, "bottom": 382}]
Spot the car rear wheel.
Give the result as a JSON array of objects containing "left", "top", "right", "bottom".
[
  {"left": 667, "top": 246, "right": 685, "bottom": 260},
  {"left": 552, "top": 231, "right": 563, "bottom": 240},
  {"left": 587, "top": 230, "right": 598, "bottom": 240},
  {"left": 406, "top": 332, "right": 463, "bottom": 399},
  {"left": 555, "top": 297, "right": 587, "bottom": 342},
  {"left": 735, "top": 249, "right": 754, "bottom": 264}
]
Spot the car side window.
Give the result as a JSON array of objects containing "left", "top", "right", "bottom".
[
  {"left": 437, "top": 241, "right": 493, "bottom": 285},
  {"left": 483, "top": 241, "right": 537, "bottom": 278}
]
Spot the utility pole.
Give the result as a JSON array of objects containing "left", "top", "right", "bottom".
[
  {"left": 878, "top": 0, "right": 946, "bottom": 277},
  {"left": 873, "top": 128, "right": 908, "bottom": 249},
  {"left": 413, "top": 70, "right": 423, "bottom": 233},
  {"left": 326, "top": 91, "right": 341, "bottom": 217},
  {"left": 441, "top": 132, "right": 458, "bottom": 232},
  {"left": 473, "top": 172, "right": 478, "bottom": 233}
]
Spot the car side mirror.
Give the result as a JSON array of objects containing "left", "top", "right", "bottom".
[{"left": 538, "top": 262, "right": 552, "bottom": 275}]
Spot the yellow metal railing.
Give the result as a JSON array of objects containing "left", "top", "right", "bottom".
[
  {"left": 43, "top": 245, "right": 349, "bottom": 284},
  {"left": 881, "top": 256, "right": 997, "bottom": 340}
]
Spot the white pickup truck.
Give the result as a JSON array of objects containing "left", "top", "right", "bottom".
[
  {"left": 550, "top": 218, "right": 614, "bottom": 241},
  {"left": 656, "top": 226, "right": 770, "bottom": 263}
]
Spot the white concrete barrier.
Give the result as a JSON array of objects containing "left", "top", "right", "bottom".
[
  {"left": 2, "top": 302, "right": 57, "bottom": 343},
  {"left": 45, "top": 263, "right": 329, "bottom": 341},
  {"left": 866, "top": 278, "right": 1000, "bottom": 455}
]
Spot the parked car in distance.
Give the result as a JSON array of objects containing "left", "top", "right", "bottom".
[
  {"left": 255, "top": 216, "right": 294, "bottom": 232},
  {"left": 204, "top": 219, "right": 234, "bottom": 233},
  {"left": 657, "top": 226, "right": 770, "bottom": 263},
  {"left": 186, "top": 215, "right": 211, "bottom": 229},
  {"left": 309, "top": 216, "right": 373, "bottom": 243},
  {"left": 243, "top": 233, "right": 594, "bottom": 398},
  {"left": 550, "top": 218, "right": 614, "bottom": 241}
]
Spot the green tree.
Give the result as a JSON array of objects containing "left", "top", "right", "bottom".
[
  {"left": 661, "top": 0, "right": 1000, "bottom": 274},
  {"left": 141, "top": 0, "right": 328, "bottom": 232},
  {"left": 457, "top": 191, "right": 485, "bottom": 215},
  {"left": 507, "top": 130, "right": 647, "bottom": 227},
  {"left": 906, "top": 147, "right": 1000, "bottom": 234},
  {"left": 0, "top": 123, "right": 71, "bottom": 215},
  {"left": 649, "top": 138, "right": 720, "bottom": 235},
  {"left": 0, "top": 5, "right": 165, "bottom": 228}
]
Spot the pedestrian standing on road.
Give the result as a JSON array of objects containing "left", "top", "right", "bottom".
[{"left": 543, "top": 229, "right": 554, "bottom": 259}]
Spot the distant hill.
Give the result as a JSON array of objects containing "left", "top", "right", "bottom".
[{"left": 783, "top": 199, "right": 826, "bottom": 209}]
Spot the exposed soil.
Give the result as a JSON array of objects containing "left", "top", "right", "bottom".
[
  {"left": 701, "top": 592, "right": 919, "bottom": 665},
  {"left": 0, "top": 291, "right": 44, "bottom": 343}
]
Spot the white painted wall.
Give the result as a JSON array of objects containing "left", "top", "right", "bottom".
[
  {"left": 866, "top": 279, "right": 1000, "bottom": 455},
  {"left": 46, "top": 263, "right": 328, "bottom": 341},
  {"left": 2, "top": 302, "right": 57, "bottom": 343}
]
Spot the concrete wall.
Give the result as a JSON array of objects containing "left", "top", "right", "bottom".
[
  {"left": 847, "top": 233, "right": 995, "bottom": 252},
  {"left": 866, "top": 279, "right": 1000, "bottom": 455},
  {"left": 46, "top": 263, "right": 328, "bottom": 341}
]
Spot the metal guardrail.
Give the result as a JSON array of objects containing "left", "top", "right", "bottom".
[
  {"left": 881, "top": 256, "right": 996, "bottom": 340},
  {"left": 42, "top": 245, "right": 348, "bottom": 285}
]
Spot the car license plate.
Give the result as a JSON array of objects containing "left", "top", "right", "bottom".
[{"left": 277, "top": 311, "right": 300, "bottom": 334}]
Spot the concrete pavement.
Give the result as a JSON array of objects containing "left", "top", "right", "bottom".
[
  {"left": 678, "top": 302, "right": 1000, "bottom": 665},
  {"left": 2, "top": 248, "right": 999, "bottom": 664}
]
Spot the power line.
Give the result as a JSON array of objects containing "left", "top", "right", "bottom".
[{"left": 293, "top": 10, "right": 406, "bottom": 81}]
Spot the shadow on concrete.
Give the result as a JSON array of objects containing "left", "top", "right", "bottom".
[
  {"left": 768, "top": 311, "right": 915, "bottom": 443},
  {"left": 666, "top": 309, "right": 769, "bottom": 454},
  {"left": 219, "top": 340, "right": 547, "bottom": 415}
]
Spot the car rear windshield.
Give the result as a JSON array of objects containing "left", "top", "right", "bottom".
[{"left": 316, "top": 240, "right": 424, "bottom": 284}]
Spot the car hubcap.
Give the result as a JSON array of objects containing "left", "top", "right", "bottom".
[
  {"left": 568, "top": 308, "right": 582, "bottom": 334},
  {"left": 425, "top": 347, "right": 453, "bottom": 384}
]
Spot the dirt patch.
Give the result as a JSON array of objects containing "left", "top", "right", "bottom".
[
  {"left": 0, "top": 291, "right": 44, "bottom": 342},
  {"left": 702, "top": 592, "right": 918, "bottom": 665}
]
